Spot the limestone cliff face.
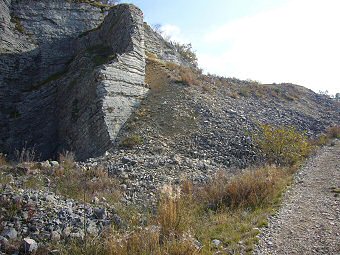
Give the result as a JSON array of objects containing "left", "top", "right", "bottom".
[{"left": 0, "top": 0, "right": 147, "bottom": 160}]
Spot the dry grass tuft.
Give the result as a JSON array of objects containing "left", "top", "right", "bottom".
[
  {"left": 0, "top": 153, "right": 7, "bottom": 166},
  {"left": 326, "top": 125, "right": 340, "bottom": 139},
  {"left": 52, "top": 165, "right": 121, "bottom": 204},
  {"left": 120, "top": 134, "right": 143, "bottom": 148},
  {"left": 59, "top": 227, "right": 199, "bottom": 255},
  {"left": 157, "top": 185, "right": 186, "bottom": 237},
  {"left": 179, "top": 68, "right": 197, "bottom": 86},
  {"left": 223, "top": 167, "right": 288, "bottom": 208},
  {"left": 199, "top": 167, "right": 289, "bottom": 210},
  {"left": 58, "top": 151, "right": 76, "bottom": 170},
  {"left": 310, "top": 134, "right": 329, "bottom": 147},
  {"left": 14, "top": 146, "right": 37, "bottom": 163},
  {"left": 181, "top": 179, "right": 194, "bottom": 196}
]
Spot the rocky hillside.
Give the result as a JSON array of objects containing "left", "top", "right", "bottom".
[
  {"left": 1, "top": 1, "right": 340, "bottom": 254},
  {"left": 1, "top": 0, "right": 339, "bottom": 175},
  {"left": 94, "top": 56, "right": 339, "bottom": 205}
]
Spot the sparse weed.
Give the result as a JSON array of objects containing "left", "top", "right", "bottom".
[
  {"left": 23, "top": 176, "right": 44, "bottom": 190},
  {"left": 310, "top": 134, "right": 329, "bottom": 147},
  {"left": 52, "top": 164, "right": 121, "bottom": 204},
  {"left": 157, "top": 185, "right": 185, "bottom": 237},
  {"left": 58, "top": 151, "right": 76, "bottom": 170},
  {"left": 14, "top": 146, "right": 38, "bottom": 163}
]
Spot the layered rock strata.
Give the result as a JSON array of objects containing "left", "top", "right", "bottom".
[{"left": 0, "top": 0, "right": 147, "bottom": 160}]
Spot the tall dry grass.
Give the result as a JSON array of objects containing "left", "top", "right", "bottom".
[
  {"left": 199, "top": 166, "right": 290, "bottom": 210},
  {"left": 157, "top": 185, "right": 186, "bottom": 237},
  {"left": 14, "top": 146, "right": 37, "bottom": 163}
]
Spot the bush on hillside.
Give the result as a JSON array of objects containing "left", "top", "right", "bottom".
[
  {"left": 254, "top": 124, "right": 312, "bottom": 166},
  {"left": 170, "top": 42, "right": 198, "bottom": 67}
]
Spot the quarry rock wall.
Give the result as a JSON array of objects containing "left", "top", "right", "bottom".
[{"left": 0, "top": 0, "right": 147, "bottom": 160}]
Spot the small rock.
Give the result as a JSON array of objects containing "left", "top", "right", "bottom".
[
  {"left": 93, "top": 208, "right": 106, "bottom": 219},
  {"left": 212, "top": 239, "right": 222, "bottom": 247},
  {"left": 0, "top": 236, "right": 9, "bottom": 245},
  {"left": 22, "top": 211, "right": 29, "bottom": 221},
  {"left": 45, "top": 194, "right": 55, "bottom": 202},
  {"left": 121, "top": 157, "right": 137, "bottom": 165},
  {"left": 39, "top": 161, "right": 51, "bottom": 169},
  {"left": 22, "top": 238, "right": 38, "bottom": 254},
  {"left": 62, "top": 227, "right": 71, "bottom": 237},
  {"left": 50, "top": 231, "right": 61, "bottom": 241},
  {"left": 1, "top": 228, "right": 17, "bottom": 240},
  {"left": 50, "top": 161, "right": 59, "bottom": 168},
  {"left": 44, "top": 177, "right": 51, "bottom": 186},
  {"left": 92, "top": 196, "right": 100, "bottom": 204},
  {"left": 113, "top": 214, "right": 123, "bottom": 228},
  {"left": 69, "top": 231, "right": 84, "bottom": 239},
  {"left": 86, "top": 222, "right": 98, "bottom": 235}
]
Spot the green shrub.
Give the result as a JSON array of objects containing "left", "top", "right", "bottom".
[{"left": 254, "top": 124, "right": 312, "bottom": 166}]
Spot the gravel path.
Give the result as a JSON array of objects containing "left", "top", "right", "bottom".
[{"left": 254, "top": 140, "right": 340, "bottom": 255}]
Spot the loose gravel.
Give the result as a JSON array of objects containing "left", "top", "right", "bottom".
[{"left": 254, "top": 140, "right": 340, "bottom": 255}]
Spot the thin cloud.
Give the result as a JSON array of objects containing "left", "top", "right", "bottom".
[
  {"left": 198, "top": 0, "right": 340, "bottom": 95},
  {"left": 160, "top": 24, "right": 189, "bottom": 44}
]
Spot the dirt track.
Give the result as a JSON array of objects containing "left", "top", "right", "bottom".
[{"left": 254, "top": 140, "right": 340, "bottom": 255}]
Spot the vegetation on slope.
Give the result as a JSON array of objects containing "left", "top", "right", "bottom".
[
  {"left": 1, "top": 122, "right": 339, "bottom": 254},
  {"left": 54, "top": 126, "right": 337, "bottom": 254}
]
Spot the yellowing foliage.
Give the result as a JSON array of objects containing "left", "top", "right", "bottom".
[{"left": 255, "top": 124, "right": 312, "bottom": 166}]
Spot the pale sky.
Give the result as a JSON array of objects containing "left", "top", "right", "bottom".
[{"left": 124, "top": 0, "right": 340, "bottom": 95}]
